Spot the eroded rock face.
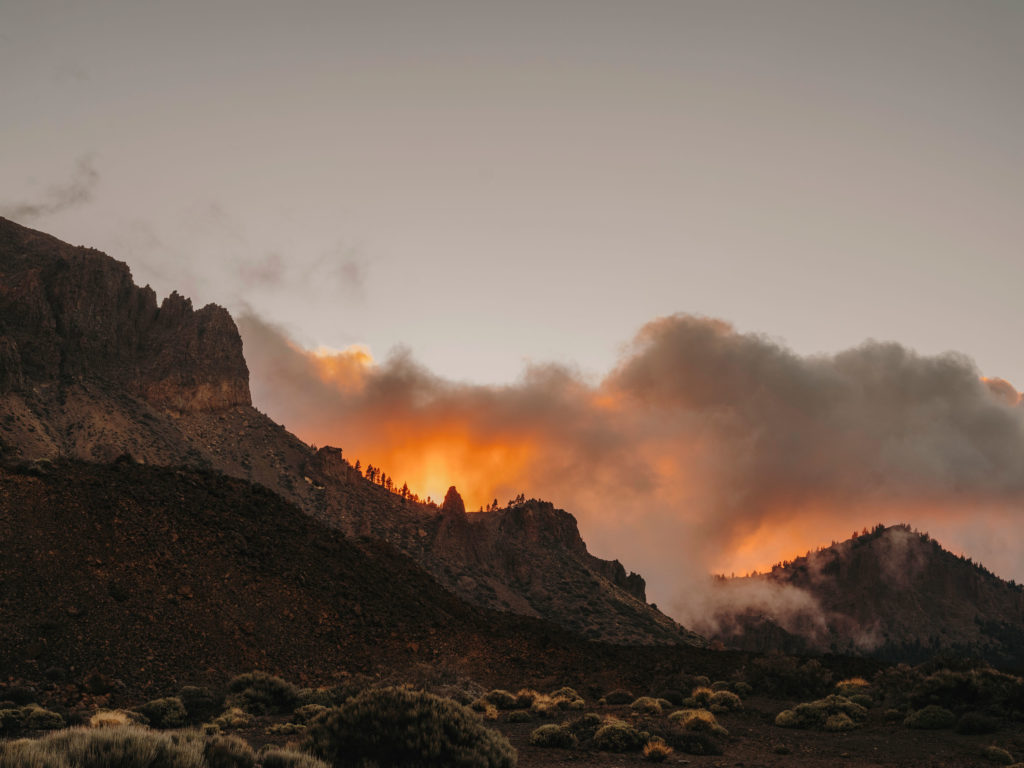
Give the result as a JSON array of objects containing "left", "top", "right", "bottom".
[{"left": 0, "top": 217, "right": 249, "bottom": 411}]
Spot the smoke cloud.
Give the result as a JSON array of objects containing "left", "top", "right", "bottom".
[
  {"left": 238, "top": 312, "right": 1024, "bottom": 629},
  {"left": 2, "top": 156, "right": 98, "bottom": 220}
]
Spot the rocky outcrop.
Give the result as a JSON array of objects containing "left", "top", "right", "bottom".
[{"left": 0, "top": 217, "right": 249, "bottom": 411}]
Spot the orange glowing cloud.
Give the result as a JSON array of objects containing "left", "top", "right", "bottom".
[{"left": 238, "top": 311, "right": 1024, "bottom": 618}]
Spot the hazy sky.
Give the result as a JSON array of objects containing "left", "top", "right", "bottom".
[
  {"left": 3, "top": 2, "right": 1024, "bottom": 597},
  {"left": 3, "top": 1, "right": 1022, "bottom": 386}
]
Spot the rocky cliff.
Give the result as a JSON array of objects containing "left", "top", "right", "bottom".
[
  {"left": 0, "top": 217, "right": 702, "bottom": 647},
  {"left": 0, "top": 217, "right": 249, "bottom": 411}
]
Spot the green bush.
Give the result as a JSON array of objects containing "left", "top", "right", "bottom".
[
  {"left": 904, "top": 705, "right": 956, "bottom": 730},
  {"left": 835, "top": 678, "right": 871, "bottom": 697},
  {"left": 602, "top": 689, "right": 634, "bottom": 706},
  {"left": 507, "top": 710, "right": 532, "bottom": 723},
  {"left": 295, "top": 688, "right": 334, "bottom": 708},
  {"left": 257, "top": 747, "right": 331, "bottom": 768},
  {"left": 485, "top": 690, "right": 518, "bottom": 710},
  {"left": 642, "top": 739, "right": 673, "bottom": 761},
  {"left": 21, "top": 705, "right": 65, "bottom": 731},
  {"left": 708, "top": 691, "right": 742, "bottom": 713},
  {"left": 567, "top": 712, "right": 603, "bottom": 741},
  {"left": 548, "top": 687, "right": 580, "bottom": 700},
  {"left": 529, "top": 724, "right": 577, "bottom": 748},
  {"left": 956, "top": 712, "right": 1000, "bottom": 735},
  {"left": 689, "top": 687, "right": 713, "bottom": 707},
  {"left": 659, "top": 727, "right": 723, "bottom": 756},
  {"left": 514, "top": 689, "right": 539, "bottom": 708},
  {"left": 667, "top": 709, "right": 728, "bottom": 736},
  {"left": 0, "top": 725, "right": 205, "bottom": 768},
  {"left": 823, "top": 713, "right": 856, "bottom": 732},
  {"left": 0, "top": 705, "right": 65, "bottom": 735},
  {"left": 773, "top": 695, "right": 867, "bottom": 730},
  {"left": 630, "top": 697, "right": 663, "bottom": 716},
  {"left": 303, "top": 687, "right": 516, "bottom": 768},
  {"left": 983, "top": 746, "right": 1015, "bottom": 765},
  {"left": 747, "top": 654, "right": 832, "bottom": 698},
  {"left": 293, "top": 704, "right": 328, "bottom": 724},
  {"left": 225, "top": 672, "right": 298, "bottom": 715},
  {"left": 179, "top": 687, "right": 222, "bottom": 723},
  {"left": 211, "top": 707, "right": 255, "bottom": 731},
  {"left": 203, "top": 734, "right": 255, "bottom": 768},
  {"left": 139, "top": 697, "right": 188, "bottom": 729},
  {"left": 593, "top": 720, "right": 645, "bottom": 752}
]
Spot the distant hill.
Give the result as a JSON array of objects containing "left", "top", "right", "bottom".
[
  {"left": 709, "top": 524, "right": 1024, "bottom": 668},
  {"left": 0, "top": 216, "right": 699, "bottom": 647}
]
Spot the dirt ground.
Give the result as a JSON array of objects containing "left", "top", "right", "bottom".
[{"left": 492, "top": 700, "right": 1024, "bottom": 768}]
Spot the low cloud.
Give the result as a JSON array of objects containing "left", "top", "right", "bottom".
[
  {"left": 238, "top": 312, "right": 1024, "bottom": 627},
  {"left": 2, "top": 155, "right": 98, "bottom": 221}
]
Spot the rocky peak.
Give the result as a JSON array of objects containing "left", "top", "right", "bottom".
[
  {"left": 441, "top": 486, "right": 466, "bottom": 515},
  {"left": 0, "top": 217, "right": 250, "bottom": 412}
]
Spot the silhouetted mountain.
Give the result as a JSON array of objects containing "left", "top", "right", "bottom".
[
  {"left": 0, "top": 460, "right": 722, "bottom": 699},
  {"left": 0, "top": 216, "right": 698, "bottom": 646},
  {"left": 710, "top": 525, "right": 1024, "bottom": 668}
]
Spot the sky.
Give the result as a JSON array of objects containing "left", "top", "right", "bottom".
[{"left": 3, "top": 2, "right": 1023, "bottom": 613}]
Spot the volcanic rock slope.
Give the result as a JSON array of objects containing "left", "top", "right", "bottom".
[
  {"left": 0, "top": 216, "right": 699, "bottom": 646},
  {"left": 711, "top": 524, "right": 1024, "bottom": 668}
]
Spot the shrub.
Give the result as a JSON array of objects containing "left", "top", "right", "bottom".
[
  {"left": 508, "top": 711, "right": 532, "bottom": 723},
  {"left": 179, "top": 687, "right": 222, "bottom": 723},
  {"left": 603, "top": 689, "right": 634, "bottom": 706},
  {"left": 630, "top": 697, "right": 663, "bottom": 716},
  {"left": 0, "top": 725, "right": 206, "bottom": 768},
  {"left": 733, "top": 682, "right": 753, "bottom": 696},
  {"left": 204, "top": 734, "right": 256, "bottom": 768},
  {"left": 485, "top": 690, "right": 518, "bottom": 710},
  {"left": 266, "top": 722, "right": 305, "bottom": 735},
  {"left": 691, "top": 676, "right": 711, "bottom": 688},
  {"left": 529, "top": 724, "right": 577, "bottom": 748},
  {"left": 956, "top": 712, "right": 1000, "bottom": 735},
  {"left": 0, "top": 705, "right": 65, "bottom": 735},
  {"left": 257, "top": 747, "right": 331, "bottom": 768},
  {"left": 567, "top": 712, "right": 603, "bottom": 741},
  {"left": 983, "top": 746, "right": 1014, "bottom": 765},
  {"left": 642, "top": 739, "right": 673, "bottom": 761},
  {"left": 225, "top": 672, "right": 298, "bottom": 715},
  {"left": 658, "top": 689, "right": 684, "bottom": 706},
  {"left": 668, "top": 709, "right": 728, "bottom": 737},
  {"left": 849, "top": 694, "right": 873, "bottom": 709},
  {"left": 904, "top": 705, "right": 956, "bottom": 730},
  {"left": 293, "top": 704, "right": 328, "bottom": 724},
  {"left": 549, "top": 687, "right": 580, "bottom": 700},
  {"left": 747, "top": 654, "right": 832, "bottom": 698},
  {"left": 689, "top": 687, "right": 713, "bottom": 707},
  {"left": 773, "top": 696, "right": 867, "bottom": 730},
  {"left": 295, "top": 688, "right": 333, "bottom": 708},
  {"left": 139, "top": 697, "right": 188, "bottom": 729},
  {"left": 660, "top": 727, "right": 723, "bottom": 756},
  {"left": 21, "top": 706, "right": 65, "bottom": 731},
  {"left": 823, "top": 713, "right": 856, "bottom": 732},
  {"left": 529, "top": 695, "right": 558, "bottom": 718},
  {"left": 708, "top": 691, "right": 742, "bottom": 713},
  {"left": 89, "top": 710, "right": 140, "bottom": 728},
  {"left": 593, "top": 720, "right": 645, "bottom": 752},
  {"left": 211, "top": 707, "right": 256, "bottom": 730},
  {"left": 514, "top": 689, "right": 538, "bottom": 708},
  {"left": 303, "top": 687, "right": 516, "bottom": 768},
  {"left": 835, "top": 677, "right": 871, "bottom": 697}
]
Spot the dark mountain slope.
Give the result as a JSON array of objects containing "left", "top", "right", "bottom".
[
  {"left": 0, "top": 216, "right": 698, "bottom": 646},
  {"left": 711, "top": 525, "right": 1024, "bottom": 668},
  {"left": 0, "top": 460, "right": 722, "bottom": 700}
]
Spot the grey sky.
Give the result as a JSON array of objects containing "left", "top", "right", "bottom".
[{"left": 3, "top": 1, "right": 1021, "bottom": 387}]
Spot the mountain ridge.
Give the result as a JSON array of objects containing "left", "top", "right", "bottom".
[{"left": 0, "top": 216, "right": 699, "bottom": 647}]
